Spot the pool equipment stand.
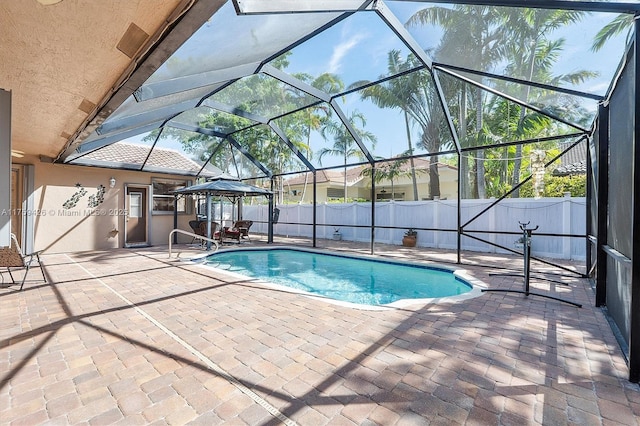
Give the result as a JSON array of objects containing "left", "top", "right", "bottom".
[{"left": 483, "top": 221, "right": 581, "bottom": 308}]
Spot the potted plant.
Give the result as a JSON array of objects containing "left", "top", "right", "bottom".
[
  {"left": 332, "top": 227, "right": 342, "bottom": 240},
  {"left": 402, "top": 228, "right": 417, "bottom": 247}
]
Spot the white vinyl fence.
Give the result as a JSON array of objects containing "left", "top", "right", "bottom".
[{"left": 242, "top": 196, "right": 586, "bottom": 261}]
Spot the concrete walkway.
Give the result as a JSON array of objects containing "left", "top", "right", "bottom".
[{"left": 1, "top": 238, "right": 638, "bottom": 425}]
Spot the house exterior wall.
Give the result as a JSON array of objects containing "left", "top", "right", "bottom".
[
  {"left": 17, "top": 160, "right": 195, "bottom": 253},
  {"left": 284, "top": 168, "right": 458, "bottom": 203}
]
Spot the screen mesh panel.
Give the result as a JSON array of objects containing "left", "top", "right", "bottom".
[
  {"left": 608, "top": 50, "right": 634, "bottom": 257},
  {"left": 606, "top": 47, "right": 635, "bottom": 347}
]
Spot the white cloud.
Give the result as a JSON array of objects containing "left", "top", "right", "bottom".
[{"left": 328, "top": 33, "right": 366, "bottom": 73}]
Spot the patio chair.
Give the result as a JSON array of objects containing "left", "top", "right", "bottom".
[
  {"left": 214, "top": 226, "right": 241, "bottom": 243},
  {"left": 188, "top": 220, "right": 202, "bottom": 243},
  {"left": 232, "top": 220, "right": 253, "bottom": 240},
  {"left": 0, "top": 233, "right": 46, "bottom": 291}
]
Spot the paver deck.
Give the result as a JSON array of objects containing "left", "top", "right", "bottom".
[{"left": 1, "top": 236, "right": 639, "bottom": 425}]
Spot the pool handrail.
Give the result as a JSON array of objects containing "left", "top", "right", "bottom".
[{"left": 168, "top": 229, "right": 219, "bottom": 258}]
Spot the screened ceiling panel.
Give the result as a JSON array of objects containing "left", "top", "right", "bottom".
[
  {"left": 341, "top": 89, "right": 427, "bottom": 159},
  {"left": 106, "top": 83, "right": 225, "bottom": 124},
  {"left": 206, "top": 73, "right": 322, "bottom": 121},
  {"left": 96, "top": 91, "right": 216, "bottom": 138},
  {"left": 69, "top": 136, "right": 157, "bottom": 171},
  {"left": 205, "top": 139, "right": 270, "bottom": 180},
  {"left": 387, "top": 1, "right": 630, "bottom": 96},
  {"left": 234, "top": 0, "right": 375, "bottom": 14},
  {"left": 144, "top": 2, "right": 343, "bottom": 86},
  {"left": 66, "top": 122, "right": 165, "bottom": 162},
  {"left": 167, "top": 106, "right": 256, "bottom": 136},
  {"left": 63, "top": 0, "right": 637, "bottom": 181},
  {"left": 445, "top": 68, "right": 600, "bottom": 128},
  {"left": 436, "top": 70, "right": 585, "bottom": 151},
  {"left": 231, "top": 124, "right": 309, "bottom": 176},
  {"left": 269, "top": 9, "right": 420, "bottom": 91},
  {"left": 143, "top": 127, "right": 218, "bottom": 176},
  {"left": 271, "top": 104, "right": 373, "bottom": 170}
]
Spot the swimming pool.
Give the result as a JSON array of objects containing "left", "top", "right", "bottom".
[{"left": 202, "top": 247, "right": 482, "bottom": 308}]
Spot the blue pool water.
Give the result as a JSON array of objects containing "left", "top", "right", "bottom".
[{"left": 203, "top": 248, "right": 473, "bottom": 306}]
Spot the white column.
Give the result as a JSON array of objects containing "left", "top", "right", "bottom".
[{"left": 0, "top": 89, "right": 11, "bottom": 247}]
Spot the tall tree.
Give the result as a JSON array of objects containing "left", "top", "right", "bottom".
[
  {"left": 291, "top": 72, "right": 344, "bottom": 203},
  {"left": 408, "top": 5, "right": 507, "bottom": 199},
  {"left": 500, "top": 8, "right": 591, "bottom": 196},
  {"left": 591, "top": 14, "right": 634, "bottom": 52},
  {"left": 352, "top": 51, "right": 424, "bottom": 200}
]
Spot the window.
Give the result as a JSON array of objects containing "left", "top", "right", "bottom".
[
  {"left": 152, "top": 178, "right": 191, "bottom": 214},
  {"left": 327, "top": 188, "right": 344, "bottom": 199}
]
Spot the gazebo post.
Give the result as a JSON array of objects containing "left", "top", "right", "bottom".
[
  {"left": 268, "top": 193, "right": 274, "bottom": 244},
  {"left": 173, "top": 195, "right": 178, "bottom": 244},
  {"left": 206, "top": 193, "right": 213, "bottom": 250}
]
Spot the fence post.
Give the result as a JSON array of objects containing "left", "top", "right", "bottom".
[
  {"left": 322, "top": 203, "right": 326, "bottom": 239},
  {"left": 489, "top": 199, "right": 496, "bottom": 253},
  {"left": 563, "top": 193, "right": 571, "bottom": 259},
  {"left": 390, "top": 200, "right": 395, "bottom": 244},
  {"left": 433, "top": 199, "right": 439, "bottom": 249}
]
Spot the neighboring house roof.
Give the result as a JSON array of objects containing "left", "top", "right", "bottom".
[
  {"left": 284, "top": 157, "right": 456, "bottom": 187},
  {"left": 284, "top": 168, "right": 364, "bottom": 186},
  {"left": 75, "top": 142, "right": 220, "bottom": 177},
  {"left": 553, "top": 140, "right": 587, "bottom": 176}
]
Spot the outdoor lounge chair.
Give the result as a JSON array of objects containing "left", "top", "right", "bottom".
[
  {"left": 214, "top": 220, "right": 253, "bottom": 243},
  {"left": 232, "top": 220, "right": 253, "bottom": 240},
  {"left": 188, "top": 220, "right": 202, "bottom": 242},
  {"left": 0, "top": 233, "right": 46, "bottom": 291},
  {"left": 214, "top": 226, "right": 241, "bottom": 243}
]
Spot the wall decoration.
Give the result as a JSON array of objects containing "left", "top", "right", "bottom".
[{"left": 62, "top": 183, "right": 87, "bottom": 209}]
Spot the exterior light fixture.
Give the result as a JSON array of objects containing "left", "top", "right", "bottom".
[
  {"left": 109, "top": 177, "right": 116, "bottom": 188},
  {"left": 36, "top": 0, "right": 63, "bottom": 5}
]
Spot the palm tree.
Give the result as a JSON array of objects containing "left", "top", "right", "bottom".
[
  {"left": 352, "top": 50, "right": 424, "bottom": 200},
  {"left": 292, "top": 72, "right": 344, "bottom": 203},
  {"left": 500, "top": 9, "right": 590, "bottom": 196},
  {"left": 591, "top": 14, "right": 634, "bottom": 52},
  {"left": 360, "top": 152, "right": 418, "bottom": 201},
  {"left": 318, "top": 110, "right": 377, "bottom": 202},
  {"left": 408, "top": 5, "right": 507, "bottom": 199}
]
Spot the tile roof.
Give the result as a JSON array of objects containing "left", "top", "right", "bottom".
[
  {"left": 283, "top": 157, "right": 453, "bottom": 186},
  {"left": 553, "top": 140, "right": 587, "bottom": 176},
  {"left": 77, "top": 142, "right": 220, "bottom": 176}
]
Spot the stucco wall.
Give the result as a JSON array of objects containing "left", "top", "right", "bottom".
[{"left": 25, "top": 161, "right": 195, "bottom": 253}]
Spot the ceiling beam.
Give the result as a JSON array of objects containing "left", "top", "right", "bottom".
[{"left": 233, "top": 0, "right": 375, "bottom": 15}]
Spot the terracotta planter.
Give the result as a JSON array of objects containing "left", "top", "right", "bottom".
[{"left": 402, "top": 235, "right": 417, "bottom": 247}]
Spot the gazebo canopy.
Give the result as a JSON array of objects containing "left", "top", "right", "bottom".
[{"left": 174, "top": 177, "right": 272, "bottom": 198}]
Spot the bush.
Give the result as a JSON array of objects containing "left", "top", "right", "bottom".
[{"left": 519, "top": 174, "right": 586, "bottom": 198}]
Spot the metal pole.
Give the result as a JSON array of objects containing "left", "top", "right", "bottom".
[
  {"left": 173, "top": 196, "right": 178, "bottom": 244},
  {"left": 629, "top": 16, "right": 640, "bottom": 383},
  {"left": 268, "top": 177, "right": 275, "bottom": 244},
  {"left": 370, "top": 164, "right": 376, "bottom": 255},
  {"left": 206, "top": 194, "right": 212, "bottom": 250},
  {"left": 313, "top": 171, "right": 317, "bottom": 248},
  {"left": 457, "top": 152, "right": 462, "bottom": 264}
]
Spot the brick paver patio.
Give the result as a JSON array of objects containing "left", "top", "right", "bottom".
[{"left": 1, "top": 236, "right": 639, "bottom": 425}]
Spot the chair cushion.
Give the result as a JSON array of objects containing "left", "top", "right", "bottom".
[{"left": 0, "top": 246, "right": 25, "bottom": 267}]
